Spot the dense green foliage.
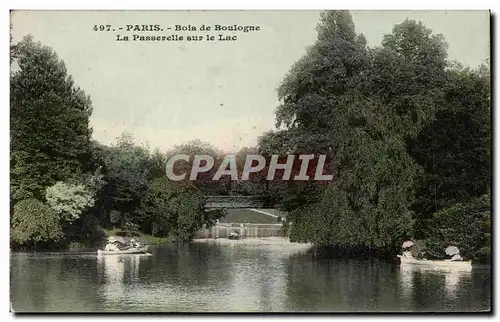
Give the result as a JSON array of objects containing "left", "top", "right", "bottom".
[
  {"left": 11, "top": 199, "right": 63, "bottom": 249},
  {"left": 425, "top": 193, "right": 491, "bottom": 263},
  {"left": 45, "top": 181, "right": 95, "bottom": 223},
  {"left": 139, "top": 177, "right": 207, "bottom": 240},
  {"left": 259, "top": 12, "right": 444, "bottom": 252},
  {"left": 10, "top": 36, "right": 102, "bottom": 250},
  {"left": 258, "top": 11, "right": 491, "bottom": 259},
  {"left": 408, "top": 65, "right": 491, "bottom": 239},
  {"left": 9, "top": 36, "right": 224, "bottom": 250},
  {"left": 11, "top": 36, "right": 93, "bottom": 203}
]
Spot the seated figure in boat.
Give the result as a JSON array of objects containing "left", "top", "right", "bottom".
[
  {"left": 445, "top": 246, "right": 463, "bottom": 261},
  {"left": 450, "top": 253, "right": 463, "bottom": 261},
  {"left": 104, "top": 241, "right": 120, "bottom": 252},
  {"left": 402, "top": 250, "right": 413, "bottom": 258},
  {"left": 129, "top": 239, "right": 140, "bottom": 248}
]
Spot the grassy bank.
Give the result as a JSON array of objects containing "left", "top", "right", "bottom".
[{"left": 220, "top": 209, "right": 281, "bottom": 224}]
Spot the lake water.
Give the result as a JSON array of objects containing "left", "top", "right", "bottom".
[{"left": 10, "top": 238, "right": 491, "bottom": 313}]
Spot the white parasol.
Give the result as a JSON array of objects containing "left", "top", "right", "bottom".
[
  {"left": 445, "top": 245, "right": 460, "bottom": 256},
  {"left": 402, "top": 240, "right": 415, "bottom": 249}
]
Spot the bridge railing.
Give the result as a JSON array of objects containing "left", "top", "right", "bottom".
[{"left": 203, "top": 195, "right": 268, "bottom": 209}]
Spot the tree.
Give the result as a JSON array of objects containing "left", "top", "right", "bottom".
[
  {"left": 150, "top": 148, "right": 167, "bottom": 179},
  {"left": 270, "top": 10, "right": 372, "bottom": 213},
  {"left": 369, "top": 19, "right": 448, "bottom": 137},
  {"left": 268, "top": 11, "right": 449, "bottom": 252},
  {"left": 118, "top": 222, "right": 140, "bottom": 237},
  {"left": 102, "top": 132, "right": 152, "bottom": 226},
  {"left": 61, "top": 166, "right": 108, "bottom": 245},
  {"left": 408, "top": 64, "right": 491, "bottom": 238},
  {"left": 139, "top": 177, "right": 208, "bottom": 241},
  {"left": 140, "top": 178, "right": 179, "bottom": 237},
  {"left": 231, "top": 146, "right": 268, "bottom": 196},
  {"left": 11, "top": 199, "right": 63, "bottom": 249},
  {"left": 166, "top": 140, "right": 229, "bottom": 195},
  {"left": 10, "top": 35, "right": 93, "bottom": 203},
  {"left": 45, "top": 181, "right": 95, "bottom": 223}
]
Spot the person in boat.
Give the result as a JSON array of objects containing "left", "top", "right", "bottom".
[
  {"left": 450, "top": 253, "right": 463, "bottom": 261},
  {"left": 130, "top": 239, "right": 140, "bottom": 248},
  {"left": 401, "top": 240, "right": 414, "bottom": 258},
  {"left": 402, "top": 249, "right": 414, "bottom": 258},
  {"left": 104, "top": 241, "right": 120, "bottom": 252},
  {"left": 123, "top": 239, "right": 139, "bottom": 250}
]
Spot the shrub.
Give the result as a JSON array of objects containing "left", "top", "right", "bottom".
[
  {"left": 118, "top": 222, "right": 140, "bottom": 237},
  {"left": 45, "top": 181, "right": 94, "bottom": 223},
  {"left": 11, "top": 198, "right": 62, "bottom": 247},
  {"left": 150, "top": 236, "right": 169, "bottom": 245},
  {"left": 424, "top": 193, "right": 490, "bottom": 261}
]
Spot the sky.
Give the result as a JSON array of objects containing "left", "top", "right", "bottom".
[{"left": 10, "top": 10, "right": 490, "bottom": 153}]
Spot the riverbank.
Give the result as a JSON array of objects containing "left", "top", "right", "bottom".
[{"left": 192, "top": 236, "right": 314, "bottom": 256}]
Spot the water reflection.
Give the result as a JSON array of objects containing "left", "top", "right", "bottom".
[
  {"left": 397, "top": 264, "right": 475, "bottom": 312},
  {"left": 444, "top": 270, "right": 467, "bottom": 295},
  {"left": 98, "top": 255, "right": 125, "bottom": 284},
  {"left": 96, "top": 254, "right": 148, "bottom": 310},
  {"left": 399, "top": 264, "right": 415, "bottom": 300},
  {"left": 284, "top": 257, "right": 403, "bottom": 312},
  {"left": 10, "top": 252, "right": 104, "bottom": 312},
  {"left": 10, "top": 240, "right": 491, "bottom": 313}
]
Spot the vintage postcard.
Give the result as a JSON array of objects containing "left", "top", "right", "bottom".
[{"left": 9, "top": 10, "right": 491, "bottom": 313}]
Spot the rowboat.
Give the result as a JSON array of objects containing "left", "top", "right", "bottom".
[
  {"left": 397, "top": 255, "right": 472, "bottom": 270},
  {"left": 97, "top": 246, "right": 150, "bottom": 256}
]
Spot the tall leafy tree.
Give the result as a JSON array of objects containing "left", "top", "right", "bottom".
[
  {"left": 369, "top": 19, "right": 448, "bottom": 137},
  {"left": 102, "top": 132, "right": 152, "bottom": 226},
  {"left": 139, "top": 177, "right": 207, "bottom": 241},
  {"left": 266, "top": 11, "right": 370, "bottom": 212},
  {"left": 409, "top": 63, "right": 491, "bottom": 238},
  {"left": 269, "top": 11, "right": 449, "bottom": 252},
  {"left": 10, "top": 35, "right": 94, "bottom": 202}
]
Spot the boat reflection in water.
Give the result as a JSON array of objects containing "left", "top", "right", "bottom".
[
  {"left": 398, "top": 263, "right": 471, "bottom": 300},
  {"left": 444, "top": 270, "right": 466, "bottom": 295},
  {"left": 399, "top": 264, "right": 416, "bottom": 299},
  {"left": 97, "top": 254, "right": 144, "bottom": 308},
  {"left": 98, "top": 255, "right": 125, "bottom": 284}
]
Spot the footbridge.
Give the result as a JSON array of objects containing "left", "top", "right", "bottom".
[
  {"left": 199, "top": 196, "right": 289, "bottom": 239},
  {"left": 202, "top": 195, "right": 272, "bottom": 210}
]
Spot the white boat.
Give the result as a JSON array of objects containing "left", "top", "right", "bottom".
[
  {"left": 397, "top": 255, "right": 472, "bottom": 270},
  {"left": 97, "top": 246, "right": 150, "bottom": 256}
]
